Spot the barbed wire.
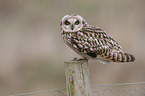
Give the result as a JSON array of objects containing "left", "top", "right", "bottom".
[{"left": 9, "top": 82, "right": 145, "bottom": 96}]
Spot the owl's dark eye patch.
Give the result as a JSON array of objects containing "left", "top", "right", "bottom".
[
  {"left": 82, "top": 21, "right": 85, "bottom": 24},
  {"left": 60, "top": 21, "right": 62, "bottom": 26},
  {"left": 65, "top": 20, "right": 70, "bottom": 25},
  {"left": 75, "top": 20, "right": 79, "bottom": 25}
]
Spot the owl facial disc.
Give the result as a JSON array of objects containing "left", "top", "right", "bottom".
[{"left": 61, "top": 14, "right": 85, "bottom": 32}]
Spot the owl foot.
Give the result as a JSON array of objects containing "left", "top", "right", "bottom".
[{"left": 73, "top": 57, "right": 88, "bottom": 61}]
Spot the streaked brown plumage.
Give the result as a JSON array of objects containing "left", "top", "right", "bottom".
[{"left": 60, "top": 14, "right": 135, "bottom": 64}]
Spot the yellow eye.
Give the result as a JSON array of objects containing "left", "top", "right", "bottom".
[
  {"left": 75, "top": 20, "right": 79, "bottom": 25},
  {"left": 65, "top": 20, "right": 70, "bottom": 25}
]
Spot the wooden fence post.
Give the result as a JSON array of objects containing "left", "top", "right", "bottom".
[{"left": 65, "top": 60, "right": 91, "bottom": 96}]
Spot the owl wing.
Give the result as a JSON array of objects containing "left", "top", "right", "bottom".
[
  {"left": 80, "top": 25, "right": 135, "bottom": 62},
  {"left": 83, "top": 25, "right": 122, "bottom": 52}
]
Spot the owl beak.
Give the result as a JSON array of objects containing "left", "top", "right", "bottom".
[{"left": 71, "top": 24, "right": 74, "bottom": 30}]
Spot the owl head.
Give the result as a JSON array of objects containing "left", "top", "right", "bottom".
[{"left": 60, "top": 14, "right": 86, "bottom": 32}]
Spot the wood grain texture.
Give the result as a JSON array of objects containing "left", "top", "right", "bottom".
[{"left": 65, "top": 60, "right": 91, "bottom": 96}]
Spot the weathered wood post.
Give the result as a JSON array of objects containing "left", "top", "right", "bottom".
[{"left": 65, "top": 60, "right": 91, "bottom": 96}]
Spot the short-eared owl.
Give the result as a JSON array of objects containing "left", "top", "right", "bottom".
[{"left": 60, "top": 14, "right": 135, "bottom": 64}]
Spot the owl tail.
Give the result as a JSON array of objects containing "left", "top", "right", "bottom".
[{"left": 104, "top": 51, "right": 135, "bottom": 62}]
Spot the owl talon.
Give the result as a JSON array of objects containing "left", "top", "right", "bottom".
[
  {"left": 73, "top": 57, "right": 78, "bottom": 60},
  {"left": 72, "top": 57, "right": 88, "bottom": 61}
]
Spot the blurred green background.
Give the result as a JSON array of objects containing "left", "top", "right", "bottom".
[{"left": 0, "top": 0, "right": 145, "bottom": 96}]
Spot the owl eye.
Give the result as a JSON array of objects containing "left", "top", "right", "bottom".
[
  {"left": 65, "top": 20, "right": 70, "bottom": 25},
  {"left": 75, "top": 20, "right": 79, "bottom": 25}
]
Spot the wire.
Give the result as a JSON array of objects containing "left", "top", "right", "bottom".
[
  {"left": 91, "top": 82, "right": 145, "bottom": 87},
  {"left": 9, "top": 88, "right": 66, "bottom": 96},
  {"left": 9, "top": 82, "right": 145, "bottom": 96}
]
